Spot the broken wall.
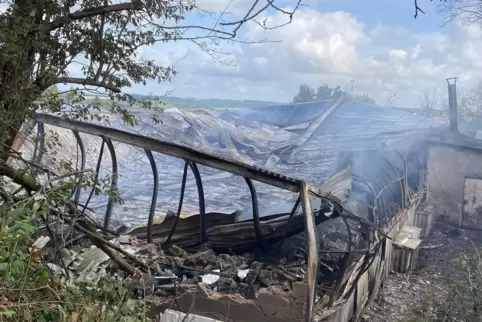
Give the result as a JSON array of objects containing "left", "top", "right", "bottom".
[{"left": 427, "top": 144, "right": 482, "bottom": 225}]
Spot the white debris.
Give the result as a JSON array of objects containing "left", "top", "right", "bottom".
[
  {"left": 160, "top": 309, "right": 222, "bottom": 322},
  {"left": 118, "top": 235, "right": 138, "bottom": 245},
  {"left": 237, "top": 268, "right": 250, "bottom": 280},
  {"left": 31, "top": 236, "right": 50, "bottom": 250},
  {"left": 76, "top": 247, "right": 110, "bottom": 272},
  {"left": 201, "top": 269, "right": 220, "bottom": 285}
]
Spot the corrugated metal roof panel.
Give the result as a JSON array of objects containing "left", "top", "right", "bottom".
[{"left": 218, "top": 100, "right": 335, "bottom": 127}]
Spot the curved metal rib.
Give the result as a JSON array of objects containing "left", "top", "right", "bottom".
[
  {"left": 145, "top": 149, "right": 159, "bottom": 243},
  {"left": 81, "top": 139, "right": 105, "bottom": 215},
  {"left": 72, "top": 130, "right": 86, "bottom": 203},
  {"left": 164, "top": 161, "right": 189, "bottom": 246},
  {"left": 272, "top": 196, "right": 301, "bottom": 250},
  {"left": 103, "top": 137, "right": 118, "bottom": 229},
  {"left": 245, "top": 178, "right": 266, "bottom": 249},
  {"left": 189, "top": 162, "right": 206, "bottom": 244},
  {"left": 382, "top": 156, "right": 404, "bottom": 209},
  {"left": 31, "top": 122, "right": 40, "bottom": 166},
  {"left": 330, "top": 209, "right": 352, "bottom": 306},
  {"left": 284, "top": 196, "right": 301, "bottom": 229}
]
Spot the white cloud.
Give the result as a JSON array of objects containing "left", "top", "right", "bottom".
[
  {"left": 196, "top": 0, "right": 255, "bottom": 16},
  {"left": 60, "top": 3, "right": 482, "bottom": 108}
]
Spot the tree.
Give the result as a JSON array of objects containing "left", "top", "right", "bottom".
[
  {"left": 291, "top": 83, "right": 377, "bottom": 105},
  {"left": 382, "top": 93, "right": 397, "bottom": 108},
  {"left": 420, "top": 89, "right": 436, "bottom": 111},
  {"left": 419, "top": 89, "right": 437, "bottom": 116},
  {"left": 0, "top": 0, "right": 304, "bottom": 163},
  {"left": 352, "top": 93, "right": 377, "bottom": 105},
  {"left": 315, "top": 84, "right": 345, "bottom": 101},
  {"left": 456, "top": 81, "right": 482, "bottom": 116},
  {"left": 292, "top": 84, "right": 316, "bottom": 103},
  {"left": 437, "top": 0, "right": 482, "bottom": 25}
]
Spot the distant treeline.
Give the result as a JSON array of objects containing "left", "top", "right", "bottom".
[{"left": 292, "top": 84, "right": 377, "bottom": 105}]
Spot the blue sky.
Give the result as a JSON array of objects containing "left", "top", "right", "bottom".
[
  {"left": 313, "top": 0, "right": 443, "bottom": 32},
  {"left": 66, "top": 0, "right": 482, "bottom": 108}
]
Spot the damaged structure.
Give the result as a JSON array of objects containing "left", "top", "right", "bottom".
[{"left": 11, "top": 90, "right": 477, "bottom": 321}]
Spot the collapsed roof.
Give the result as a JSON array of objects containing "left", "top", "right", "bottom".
[
  {"left": 21, "top": 99, "right": 442, "bottom": 224},
  {"left": 8, "top": 99, "right": 446, "bottom": 321}
]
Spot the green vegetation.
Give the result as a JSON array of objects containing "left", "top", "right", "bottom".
[
  {"left": 0, "top": 214, "right": 149, "bottom": 321},
  {"left": 408, "top": 249, "right": 482, "bottom": 322},
  {"left": 0, "top": 164, "right": 150, "bottom": 321}
]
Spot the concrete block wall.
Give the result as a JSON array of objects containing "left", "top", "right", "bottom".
[{"left": 427, "top": 144, "right": 482, "bottom": 225}]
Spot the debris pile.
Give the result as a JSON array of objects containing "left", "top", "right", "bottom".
[
  {"left": 130, "top": 244, "right": 308, "bottom": 299},
  {"left": 38, "top": 223, "right": 311, "bottom": 299},
  {"left": 25, "top": 217, "right": 320, "bottom": 322}
]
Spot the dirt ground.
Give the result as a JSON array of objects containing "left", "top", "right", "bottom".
[{"left": 362, "top": 219, "right": 482, "bottom": 322}]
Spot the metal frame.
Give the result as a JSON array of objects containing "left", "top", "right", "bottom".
[
  {"left": 72, "top": 130, "right": 86, "bottom": 203},
  {"left": 30, "top": 114, "right": 325, "bottom": 321},
  {"left": 103, "top": 137, "right": 118, "bottom": 229},
  {"left": 27, "top": 113, "right": 416, "bottom": 321},
  {"left": 145, "top": 149, "right": 159, "bottom": 243}
]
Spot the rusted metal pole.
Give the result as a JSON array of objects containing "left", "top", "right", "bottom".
[{"left": 447, "top": 77, "right": 458, "bottom": 133}]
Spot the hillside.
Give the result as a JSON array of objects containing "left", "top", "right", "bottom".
[{"left": 130, "top": 94, "right": 284, "bottom": 109}]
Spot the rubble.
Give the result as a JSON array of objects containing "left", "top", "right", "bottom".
[
  {"left": 364, "top": 220, "right": 482, "bottom": 322},
  {"left": 33, "top": 219, "right": 314, "bottom": 300}
]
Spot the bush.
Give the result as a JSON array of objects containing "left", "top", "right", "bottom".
[{"left": 0, "top": 179, "right": 151, "bottom": 321}]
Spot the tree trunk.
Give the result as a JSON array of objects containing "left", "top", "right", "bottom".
[
  {"left": 0, "top": 63, "right": 39, "bottom": 163},
  {"left": 0, "top": 0, "right": 43, "bottom": 163},
  {"left": 0, "top": 101, "right": 32, "bottom": 163}
]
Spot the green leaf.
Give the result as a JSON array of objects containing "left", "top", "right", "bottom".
[
  {"left": 7, "top": 207, "right": 25, "bottom": 220},
  {"left": 0, "top": 263, "right": 9, "bottom": 271},
  {"left": 32, "top": 201, "right": 41, "bottom": 213},
  {"left": 120, "top": 317, "right": 137, "bottom": 322},
  {"left": 0, "top": 310, "right": 16, "bottom": 317},
  {"left": 125, "top": 299, "right": 136, "bottom": 312},
  {"left": 38, "top": 267, "right": 50, "bottom": 285}
]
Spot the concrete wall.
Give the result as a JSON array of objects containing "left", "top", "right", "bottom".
[{"left": 427, "top": 144, "right": 482, "bottom": 225}]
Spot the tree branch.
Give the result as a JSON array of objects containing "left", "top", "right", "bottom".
[
  {"left": 55, "top": 77, "right": 121, "bottom": 93},
  {"left": 0, "top": 163, "right": 41, "bottom": 191},
  {"left": 414, "top": 0, "right": 426, "bottom": 18},
  {"left": 47, "top": 2, "right": 139, "bottom": 31}
]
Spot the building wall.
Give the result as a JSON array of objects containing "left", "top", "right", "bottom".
[{"left": 427, "top": 144, "right": 482, "bottom": 225}]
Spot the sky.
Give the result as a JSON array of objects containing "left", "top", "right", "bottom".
[{"left": 91, "top": 1, "right": 482, "bottom": 107}]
